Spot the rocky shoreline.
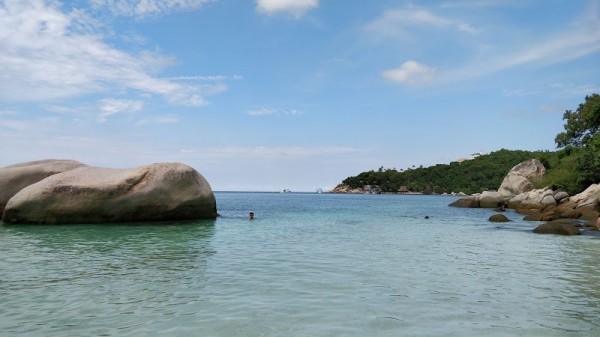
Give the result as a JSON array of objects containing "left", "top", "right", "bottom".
[
  {"left": 449, "top": 159, "right": 599, "bottom": 235},
  {"left": 331, "top": 159, "right": 599, "bottom": 235}
]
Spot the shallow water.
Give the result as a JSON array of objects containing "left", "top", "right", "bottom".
[{"left": 1, "top": 192, "right": 599, "bottom": 336}]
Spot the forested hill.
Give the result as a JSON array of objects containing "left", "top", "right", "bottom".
[{"left": 337, "top": 149, "right": 554, "bottom": 195}]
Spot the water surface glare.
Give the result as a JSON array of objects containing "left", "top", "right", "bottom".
[{"left": 1, "top": 193, "right": 599, "bottom": 336}]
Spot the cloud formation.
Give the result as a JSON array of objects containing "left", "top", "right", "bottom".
[
  {"left": 90, "top": 0, "right": 210, "bottom": 17},
  {"left": 381, "top": 61, "right": 436, "bottom": 85},
  {"left": 98, "top": 99, "right": 143, "bottom": 122},
  {"left": 364, "top": 7, "right": 479, "bottom": 40},
  {"left": 0, "top": 0, "right": 221, "bottom": 106},
  {"left": 246, "top": 107, "right": 304, "bottom": 117},
  {"left": 445, "top": 7, "right": 600, "bottom": 82},
  {"left": 256, "top": 0, "right": 318, "bottom": 17}
]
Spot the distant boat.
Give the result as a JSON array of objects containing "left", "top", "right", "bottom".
[
  {"left": 316, "top": 188, "right": 323, "bottom": 194},
  {"left": 281, "top": 189, "right": 291, "bottom": 193}
]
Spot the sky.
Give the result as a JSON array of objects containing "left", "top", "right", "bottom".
[{"left": 1, "top": 0, "right": 599, "bottom": 192}]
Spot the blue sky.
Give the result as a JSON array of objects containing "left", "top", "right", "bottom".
[{"left": 1, "top": 0, "right": 599, "bottom": 192}]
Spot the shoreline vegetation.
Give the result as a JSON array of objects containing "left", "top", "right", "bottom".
[{"left": 334, "top": 94, "right": 598, "bottom": 198}]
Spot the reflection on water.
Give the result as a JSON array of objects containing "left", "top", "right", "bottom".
[{"left": 0, "top": 221, "right": 216, "bottom": 336}]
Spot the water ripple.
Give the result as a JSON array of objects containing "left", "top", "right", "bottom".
[{"left": 1, "top": 194, "right": 599, "bottom": 336}]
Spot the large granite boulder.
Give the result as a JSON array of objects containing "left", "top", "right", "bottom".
[
  {"left": 2, "top": 163, "right": 217, "bottom": 224},
  {"left": 508, "top": 188, "right": 557, "bottom": 210},
  {"left": 498, "top": 159, "right": 546, "bottom": 198},
  {"left": 0, "top": 159, "right": 86, "bottom": 214},
  {"left": 570, "top": 184, "right": 600, "bottom": 210}
]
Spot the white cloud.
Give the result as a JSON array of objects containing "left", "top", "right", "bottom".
[
  {"left": 381, "top": 60, "right": 436, "bottom": 85},
  {"left": 246, "top": 107, "right": 304, "bottom": 117},
  {"left": 547, "top": 83, "right": 600, "bottom": 99},
  {"left": 136, "top": 114, "right": 180, "bottom": 125},
  {"left": 0, "top": 0, "right": 221, "bottom": 106},
  {"left": 90, "top": 0, "right": 210, "bottom": 17},
  {"left": 364, "top": 7, "right": 479, "bottom": 40},
  {"left": 98, "top": 99, "right": 143, "bottom": 122},
  {"left": 167, "top": 75, "right": 244, "bottom": 81},
  {"left": 0, "top": 119, "right": 29, "bottom": 131},
  {"left": 256, "top": 0, "right": 318, "bottom": 17},
  {"left": 447, "top": 19, "right": 600, "bottom": 82},
  {"left": 502, "top": 89, "right": 536, "bottom": 97},
  {"left": 441, "top": 0, "right": 521, "bottom": 9}
]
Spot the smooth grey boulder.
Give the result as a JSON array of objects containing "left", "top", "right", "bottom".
[
  {"left": 553, "top": 191, "right": 570, "bottom": 203},
  {"left": 0, "top": 159, "right": 86, "bottom": 214},
  {"left": 570, "top": 184, "right": 600, "bottom": 210},
  {"left": 479, "top": 191, "right": 503, "bottom": 208},
  {"left": 2, "top": 163, "right": 217, "bottom": 224},
  {"left": 498, "top": 159, "right": 546, "bottom": 198},
  {"left": 508, "top": 188, "right": 557, "bottom": 210}
]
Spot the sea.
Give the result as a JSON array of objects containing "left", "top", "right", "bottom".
[{"left": 1, "top": 192, "right": 599, "bottom": 337}]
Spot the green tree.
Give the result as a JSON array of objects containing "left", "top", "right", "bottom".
[
  {"left": 555, "top": 94, "right": 600, "bottom": 148},
  {"left": 578, "top": 133, "right": 600, "bottom": 187},
  {"left": 554, "top": 94, "right": 600, "bottom": 191}
]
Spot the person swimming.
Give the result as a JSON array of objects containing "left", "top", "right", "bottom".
[{"left": 249, "top": 212, "right": 254, "bottom": 220}]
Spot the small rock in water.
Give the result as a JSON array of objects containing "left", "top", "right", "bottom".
[{"left": 488, "top": 214, "right": 509, "bottom": 222}]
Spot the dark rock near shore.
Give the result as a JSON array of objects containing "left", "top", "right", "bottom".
[
  {"left": 2, "top": 162, "right": 217, "bottom": 224},
  {"left": 489, "top": 214, "right": 509, "bottom": 222},
  {"left": 533, "top": 220, "right": 581, "bottom": 235},
  {"left": 449, "top": 198, "right": 480, "bottom": 208},
  {"left": 479, "top": 191, "right": 504, "bottom": 208}
]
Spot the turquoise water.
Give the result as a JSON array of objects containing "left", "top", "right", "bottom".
[{"left": 1, "top": 192, "right": 599, "bottom": 337}]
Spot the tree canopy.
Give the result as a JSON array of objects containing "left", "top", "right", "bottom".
[
  {"left": 554, "top": 93, "right": 600, "bottom": 189},
  {"left": 555, "top": 94, "right": 600, "bottom": 148}
]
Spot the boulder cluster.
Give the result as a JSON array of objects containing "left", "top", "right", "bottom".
[
  {"left": 450, "top": 159, "right": 600, "bottom": 235},
  {"left": 0, "top": 159, "right": 217, "bottom": 224}
]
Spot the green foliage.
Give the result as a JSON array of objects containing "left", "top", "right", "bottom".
[
  {"left": 340, "top": 149, "right": 548, "bottom": 194},
  {"left": 553, "top": 93, "right": 600, "bottom": 191},
  {"left": 555, "top": 94, "right": 600, "bottom": 148},
  {"left": 577, "top": 133, "right": 600, "bottom": 188},
  {"left": 533, "top": 149, "right": 580, "bottom": 194}
]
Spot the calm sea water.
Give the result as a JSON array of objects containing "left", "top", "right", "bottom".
[{"left": 1, "top": 192, "right": 599, "bottom": 337}]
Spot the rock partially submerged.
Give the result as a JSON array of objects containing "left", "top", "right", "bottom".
[
  {"left": 533, "top": 219, "right": 581, "bottom": 236},
  {"left": 449, "top": 158, "right": 600, "bottom": 233},
  {"left": 489, "top": 214, "right": 509, "bottom": 222},
  {"left": 2, "top": 162, "right": 217, "bottom": 224},
  {"left": 0, "top": 159, "right": 86, "bottom": 214},
  {"left": 448, "top": 198, "right": 480, "bottom": 208}
]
